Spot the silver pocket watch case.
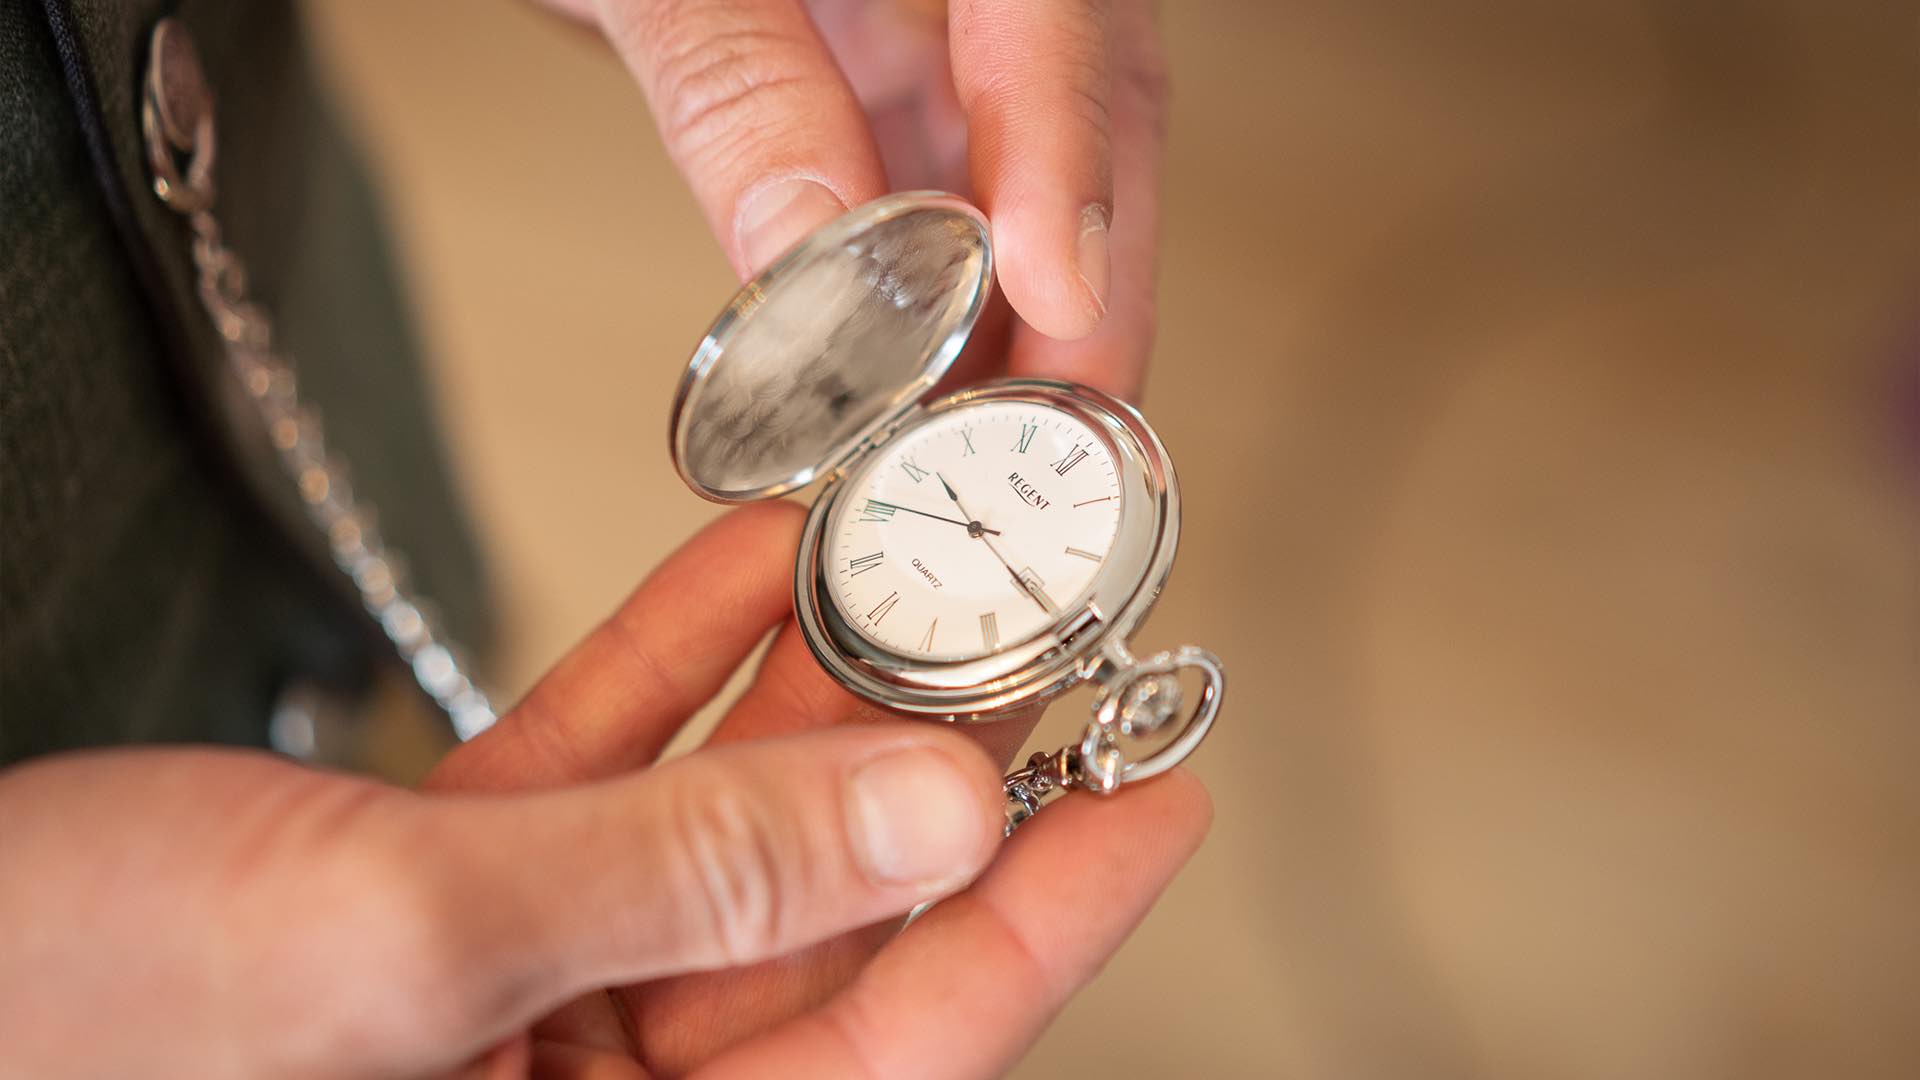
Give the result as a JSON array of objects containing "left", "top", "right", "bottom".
[{"left": 668, "top": 193, "right": 1221, "bottom": 823}]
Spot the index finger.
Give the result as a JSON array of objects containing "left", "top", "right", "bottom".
[{"left": 425, "top": 502, "right": 804, "bottom": 793}]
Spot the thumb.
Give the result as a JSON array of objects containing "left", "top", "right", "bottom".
[
  {"left": 424, "top": 724, "right": 1004, "bottom": 1024},
  {"left": 0, "top": 738, "right": 999, "bottom": 1078}
]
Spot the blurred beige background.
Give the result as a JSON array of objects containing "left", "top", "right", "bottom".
[{"left": 304, "top": 1, "right": 1919, "bottom": 1076}]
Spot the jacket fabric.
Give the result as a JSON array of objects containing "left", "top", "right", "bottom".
[{"left": 1, "top": 0, "right": 489, "bottom": 762}]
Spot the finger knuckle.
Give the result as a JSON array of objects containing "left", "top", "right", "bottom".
[
  {"left": 1119, "top": 42, "right": 1171, "bottom": 119},
  {"left": 606, "top": 603, "right": 693, "bottom": 712},
  {"left": 954, "top": 17, "right": 1115, "bottom": 147},
  {"left": 511, "top": 690, "right": 591, "bottom": 780},
  {"left": 1120, "top": 0, "right": 1173, "bottom": 100},
  {"left": 626, "top": 8, "right": 820, "bottom": 172},
  {"left": 1062, "top": 67, "right": 1115, "bottom": 142},
  {"left": 666, "top": 772, "right": 795, "bottom": 965}
]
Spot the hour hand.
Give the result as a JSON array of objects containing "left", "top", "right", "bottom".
[
  {"left": 935, "top": 471, "right": 986, "bottom": 524},
  {"left": 933, "top": 472, "right": 998, "bottom": 540}
]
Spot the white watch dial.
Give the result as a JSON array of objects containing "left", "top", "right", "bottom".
[{"left": 824, "top": 401, "right": 1123, "bottom": 661}]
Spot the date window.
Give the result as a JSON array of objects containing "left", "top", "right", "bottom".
[{"left": 1016, "top": 567, "right": 1058, "bottom": 614}]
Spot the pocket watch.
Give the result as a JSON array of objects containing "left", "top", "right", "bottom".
[{"left": 668, "top": 192, "right": 1223, "bottom": 830}]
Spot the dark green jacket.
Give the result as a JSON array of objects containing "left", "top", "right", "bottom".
[{"left": 1, "top": 0, "right": 489, "bottom": 762}]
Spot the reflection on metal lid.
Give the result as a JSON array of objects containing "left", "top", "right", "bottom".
[{"left": 669, "top": 192, "right": 993, "bottom": 503}]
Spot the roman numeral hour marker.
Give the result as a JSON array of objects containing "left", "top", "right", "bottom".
[{"left": 1050, "top": 446, "right": 1089, "bottom": 475}]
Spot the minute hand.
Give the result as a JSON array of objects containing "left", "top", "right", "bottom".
[{"left": 868, "top": 500, "right": 1001, "bottom": 536}]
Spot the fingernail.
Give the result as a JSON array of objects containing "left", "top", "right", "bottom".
[
  {"left": 736, "top": 178, "right": 846, "bottom": 275},
  {"left": 846, "top": 746, "right": 988, "bottom": 887},
  {"left": 1076, "top": 203, "right": 1112, "bottom": 318}
]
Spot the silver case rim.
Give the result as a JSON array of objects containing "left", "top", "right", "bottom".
[{"left": 793, "top": 379, "right": 1181, "bottom": 721}]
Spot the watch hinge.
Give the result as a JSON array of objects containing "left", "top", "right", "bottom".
[{"left": 1058, "top": 605, "right": 1105, "bottom": 665}]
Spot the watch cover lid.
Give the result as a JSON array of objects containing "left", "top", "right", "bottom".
[{"left": 668, "top": 191, "right": 994, "bottom": 503}]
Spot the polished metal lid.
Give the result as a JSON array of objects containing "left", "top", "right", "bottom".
[{"left": 668, "top": 192, "right": 993, "bottom": 503}]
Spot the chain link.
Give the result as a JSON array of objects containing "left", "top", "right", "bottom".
[
  {"left": 1001, "top": 748, "right": 1072, "bottom": 835},
  {"left": 143, "top": 20, "right": 496, "bottom": 740}
]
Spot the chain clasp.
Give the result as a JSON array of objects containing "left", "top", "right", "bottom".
[{"left": 142, "top": 19, "right": 216, "bottom": 213}]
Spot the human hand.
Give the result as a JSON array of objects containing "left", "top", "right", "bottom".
[
  {"left": 538, "top": 0, "right": 1169, "bottom": 401},
  {"left": 0, "top": 504, "right": 1210, "bottom": 1077}
]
